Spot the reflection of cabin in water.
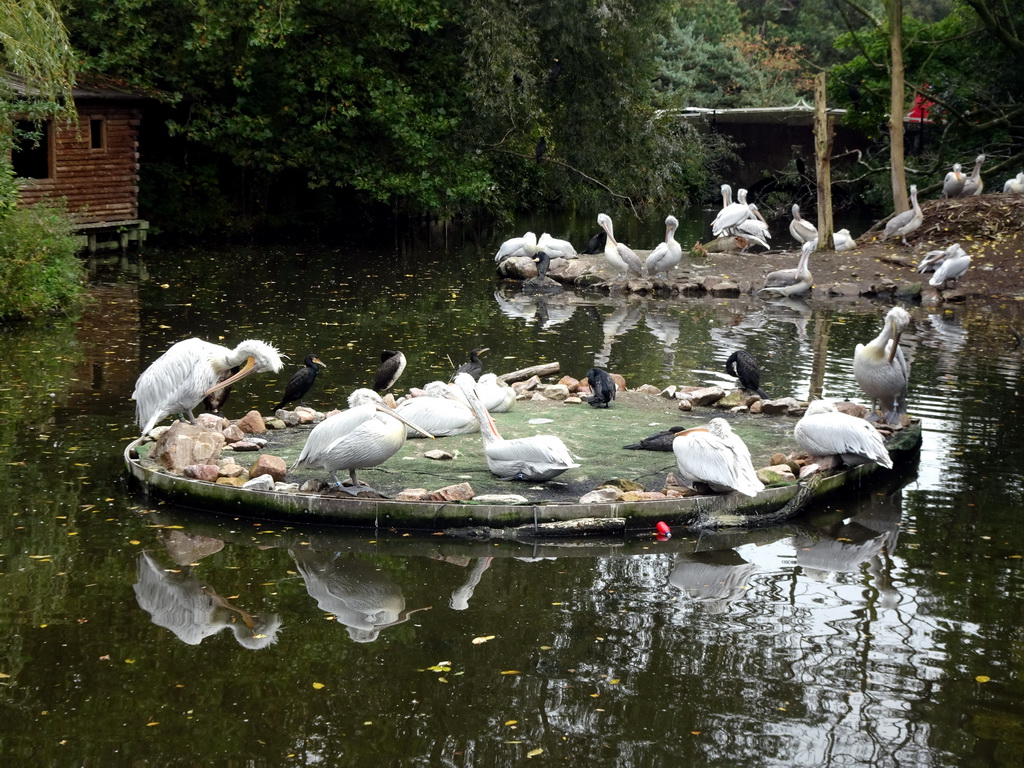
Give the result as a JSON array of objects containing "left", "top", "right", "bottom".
[
  {"left": 9, "top": 77, "right": 150, "bottom": 254},
  {"left": 679, "top": 101, "right": 870, "bottom": 196}
]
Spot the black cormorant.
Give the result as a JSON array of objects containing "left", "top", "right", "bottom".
[
  {"left": 454, "top": 347, "right": 489, "bottom": 381},
  {"left": 585, "top": 367, "right": 616, "bottom": 408},
  {"left": 373, "top": 350, "right": 407, "bottom": 393},
  {"left": 274, "top": 354, "right": 327, "bottom": 411},
  {"left": 725, "top": 350, "right": 768, "bottom": 398},
  {"left": 624, "top": 425, "right": 686, "bottom": 451}
]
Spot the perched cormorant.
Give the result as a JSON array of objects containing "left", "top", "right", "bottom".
[
  {"left": 582, "top": 230, "right": 607, "bottom": 255},
  {"left": 535, "top": 136, "right": 547, "bottom": 164},
  {"left": 373, "top": 350, "right": 407, "bottom": 393},
  {"left": 624, "top": 425, "right": 686, "bottom": 451},
  {"left": 585, "top": 367, "right": 616, "bottom": 408},
  {"left": 274, "top": 354, "right": 327, "bottom": 411},
  {"left": 725, "top": 350, "right": 768, "bottom": 398},
  {"left": 454, "top": 347, "right": 489, "bottom": 381}
]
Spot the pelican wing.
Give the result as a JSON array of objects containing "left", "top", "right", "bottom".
[
  {"left": 617, "top": 243, "right": 644, "bottom": 277},
  {"left": 394, "top": 396, "right": 477, "bottom": 436},
  {"left": 133, "top": 338, "right": 224, "bottom": 432},
  {"left": 645, "top": 241, "right": 669, "bottom": 274},
  {"left": 294, "top": 403, "right": 378, "bottom": 467},
  {"left": 673, "top": 430, "right": 763, "bottom": 496},
  {"left": 929, "top": 253, "right": 971, "bottom": 285},
  {"left": 794, "top": 413, "right": 892, "bottom": 468},
  {"left": 485, "top": 435, "right": 579, "bottom": 481},
  {"left": 712, "top": 203, "right": 752, "bottom": 236}
]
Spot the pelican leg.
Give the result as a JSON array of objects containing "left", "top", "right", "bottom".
[{"left": 340, "top": 469, "right": 371, "bottom": 496}]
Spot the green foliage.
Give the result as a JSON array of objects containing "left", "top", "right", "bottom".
[{"left": 0, "top": 189, "right": 85, "bottom": 320}]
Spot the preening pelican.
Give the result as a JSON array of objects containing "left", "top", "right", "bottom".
[
  {"left": 274, "top": 354, "right": 326, "bottom": 411},
  {"left": 882, "top": 185, "right": 923, "bottom": 246},
  {"left": 735, "top": 203, "right": 772, "bottom": 247},
  {"left": 793, "top": 400, "right": 893, "bottom": 468},
  {"left": 133, "top": 337, "right": 284, "bottom": 435},
  {"left": 725, "top": 350, "right": 768, "bottom": 398},
  {"left": 494, "top": 231, "right": 539, "bottom": 263},
  {"left": 672, "top": 418, "right": 765, "bottom": 497},
  {"left": 943, "top": 162, "right": 966, "bottom": 198},
  {"left": 454, "top": 372, "right": 579, "bottom": 481},
  {"left": 853, "top": 306, "right": 911, "bottom": 425},
  {"left": 394, "top": 381, "right": 478, "bottom": 436},
  {"left": 292, "top": 389, "right": 434, "bottom": 494},
  {"left": 712, "top": 188, "right": 755, "bottom": 238},
  {"left": 962, "top": 154, "right": 986, "bottom": 196},
  {"left": 789, "top": 204, "right": 818, "bottom": 245},
  {"left": 833, "top": 228, "right": 857, "bottom": 251},
  {"left": 585, "top": 367, "right": 616, "bottom": 408},
  {"left": 453, "top": 347, "right": 489, "bottom": 381},
  {"left": 202, "top": 364, "right": 240, "bottom": 414},
  {"left": 758, "top": 238, "right": 815, "bottom": 298},
  {"left": 1002, "top": 172, "right": 1024, "bottom": 194},
  {"left": 372, "top": 350, "right": 406, "bottom": 393},
  {"left": 645, "top": 215, "right": 683, "bottom": 277},
  {"left": 475, "top": 373, "right": 516, "bottom": 413},
  {"left": 537, "top": 232, "right": 578, "bottom": 260},
  {"left": 597, "top": 213, "right": 644, "bottom": 281},
  {"left": 929, "top": 243, "right": 971, "bottom": 288}
]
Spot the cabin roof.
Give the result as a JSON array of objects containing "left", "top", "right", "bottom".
[{"left": 5, "top": 72, "right": 161, "bottom": 103}]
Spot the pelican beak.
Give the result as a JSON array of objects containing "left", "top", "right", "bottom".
[
  {"left": 204, "top": 355, "right": 257, "bottom": 395},
  {"left": 888, "top": 330, "right": 903, "bottom": 363},
  {"left": 376, "top": 404, "right": 435, "bottom": 438}
]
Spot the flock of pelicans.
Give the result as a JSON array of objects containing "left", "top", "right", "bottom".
[{"left": 131, "top": 299, "right": 911, "bottom": 500}]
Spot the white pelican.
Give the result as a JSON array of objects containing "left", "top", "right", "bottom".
[
  {"left": 537, "top": 232, "right": 578, "bottom": 259},
  {"left": 712, "top": 188, "right": 754, "bottom": 237},
  {"left": 453, "top": 372, "right": 579, "bottom": 481},
  {"left": 292, "top": 388, "right": 434, "bottom": 494},
  {"left": 833, "top": 228, "right": 857, "bottom": 251},
  {"left": 719, "top": 183, "right": 733, "bottom": 208},
  {"left": 274, "top": 353, "right": 326, "bottom": 411},
  {"left": 916, "top": 246, "right": 948, "bottom": 273},
  {"left": 789, "top": 204, "right": 818, "bottom": 244},
  {"left": 394, "top": 381, "right": 478, "bottom": 436},
  {"left": 942, "top": 162, "right": 965, "bottom": 198},
  {"left": 882, "top": 184, "right": 923, "bottom": 246},
  {"left": 962, "top": 154, "right": 986, "bottom": 196},
  {"left": 475, "top": 373, "right": 516, "bottom": 413},
  {"left": 793, "top": 399, "right": 893, "bottom": 469},
  {"left": 735, "top": 203, "right": 772, "bottom": 246},
  {"left": 1002, "top": 172, "right": 1024, "bottom": 194},
  {"left": 645, "top": 215, "right": 683, "bottom": 276},
  {"left": 853, "top": 306, "right": 911, "bottom": 425},
  {"left": 133, "top": 337, "right": 284, "bottom": 435},
  {"left": 929, "top": 243, "right": 971, "bottom": 288},
  {"left": 758, "top": 238, "right": 815, "bottom": 298},
  {"left": 597, "top": 213, "right": 644, "bottom": 280},
  {"left": 672, "top": 418, "right": 765, "bottom": 497},
  {"left": 372, "top": 350, "right": 406, "bottom": 393},
  {"left": 494, "top": 232, "right": 539, "bottom": 263}
]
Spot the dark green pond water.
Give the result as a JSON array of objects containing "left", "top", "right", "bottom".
[{"left": 2, "top": 214, "right": 1024, "bottom": 767}]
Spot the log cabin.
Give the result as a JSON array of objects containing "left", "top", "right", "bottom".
[{"left": 10, "top": 76, "right": 150, "bottom": 254}]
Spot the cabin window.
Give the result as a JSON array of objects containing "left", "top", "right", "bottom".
[
  {"left": 90, "top": 118, "right": 106, "bottom": 150},
  {"left": 11, "top": 120, "right": 53, "bottom": 179}
]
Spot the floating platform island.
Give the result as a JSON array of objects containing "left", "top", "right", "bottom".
[{"left": 125, "top": 389, "right": 922, "bottom": 538}]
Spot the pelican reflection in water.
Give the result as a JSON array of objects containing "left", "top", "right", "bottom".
[
  {"left": 133, "top": 552, "right": 281, "bottom": 649},
  {"left": 291, "top": 550, "right": 431, "bottom": 643}
]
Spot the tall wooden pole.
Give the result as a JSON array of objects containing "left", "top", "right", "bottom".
[
  {"left": 813, "top": 72, "right": 834, "bottom": 251},
  {"left": 887, "top": 0, "right": 909, "bottom": 213}
]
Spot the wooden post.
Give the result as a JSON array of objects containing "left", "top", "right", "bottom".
[
  {"left": 813, "top": 73, "right": 834, "bottom": 251},
  {"left": 809, "top": 314, "right": 832, "bottom": 402},
  {"left": 887, "top": 0, "right": 909, "bottom": 212}
]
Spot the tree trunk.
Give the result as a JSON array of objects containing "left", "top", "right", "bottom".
[
  {"left": 813, "top": 73, "right": 835, "bottom": 250},
  {"left": 887, "top": 0, "right": 909, "bottom": 213}
]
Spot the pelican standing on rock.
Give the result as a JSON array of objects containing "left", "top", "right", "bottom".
[
  {"left": 882, "top": 185, "right": 923, "bottom": 246},
  {"left": 1002, "top": 172, "right": 1024, "bottom": 194},
  {"left": 962, "top": 154, "right": 986, "bottom": 196},
  {"left": 793, "top": 400, "right": 893, "bottom": 468},
  {"left": 133, "top": 337, "right": 284, "bottom": 435},
  {"left": 712, "top": 188, "right": 755, "bottom": 238},
  {"left": 292, "top": 389, "right": 434, "bottom": 494},
  {"left": 372, "top": 350, "right": 407, "bottom": 393},
  {"left": 672, "top": 418, "right": 765, "bottom": 497},
  {"left": 645, "top": 215, "right": 683, "bottom": 277},
  {"left": 929, "top": 243, "right": 971, "bottom": 288},
  {"left": 789, "top": 204, "right": 818, "bottom": 245},
  {"left": 853, "top": 306, "right": 911, "bottom": 425},
  {"left": 393, "top": 381, "right": 478, "bottom": 436},
  {"left": 454, "top": 372, "right": 579, "bottom": 481},
  {"left": 758, "top": 238, "right": 815, "bottom": 298},
  {"left": 597, "top": 212, "right": 644, "bottom": 281},
  {"left": 274, "top": 353, "right": 327, "bottom": 411},
  {"left": 725, "top": 350, "right": 768, "bottom": 398},
  {"left": 943, "top": 162, "right": 966, "bottom": 198}
]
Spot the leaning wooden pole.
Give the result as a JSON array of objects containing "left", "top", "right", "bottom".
[{"left": 813, "top": 72, "right": 835, "bottom": 251}]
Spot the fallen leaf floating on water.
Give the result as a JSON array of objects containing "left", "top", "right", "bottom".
[
  {"left": 527, "top": 748, "right": 544, "bottom": 758},
  {"left": 312, "top": 682, "right": 325, "bottom": 690},
  {"left": 976, "top": 676, "right": 991, "bottom": 683},
  {"left": 501, "top": 670, "right": 520, "bottom": 676}
]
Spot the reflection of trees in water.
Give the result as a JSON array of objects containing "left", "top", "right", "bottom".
[
  {"left": 291, "top": 549, "right": 430, "bottom": 643},
  {"left": 133, "top": 552, "right": 281, "bottom": 648}
]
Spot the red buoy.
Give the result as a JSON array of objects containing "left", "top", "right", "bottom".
[{"left": 655, "top": 521, "right": 671, "bottom": 536}]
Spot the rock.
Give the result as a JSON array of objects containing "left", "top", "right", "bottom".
[
  {"left": 770, "top": 453, "right": 788, "bottom": 466},
  {"left": 826, "top": 282, "right": 861, "bottom": 296},
  {"left": 610, "top": 373, "right": 628, "bottom": 392},
  {"left": 227, "top": 441, "right": 262, "bottom": 452},
  {"left": 182, "top": 464, "right": 221, "bottom": 482},
  {"left": 235, "top": 410, "right": 267, "bottom": 434},
  {"left": 395, "top": 488, "right": 429, "bottom": 501},
  {"left": 799, "top": 463, "right": 823, "bottom": 479},
  {"left": 598, "top": 477, "right": 645, "bottom": 492},
  {"left": 273, "top": 482, "right": 300, "bottom": 493},
  {"left": 294, "top": 406, "right": 319, "bottom": 424},
  {"left": 622, "top": 491, "right": 668, "bottom": 501},
  {"left": 683, "top": 386, "right": 726, "bottom": 406},
  {"left": 249, "top": 454, "right": 287, "bottom": 483},
  {"left": 216, "top": 476, "right": 246, "bottom": 487},
  {"left": 425, "top": 483, "right": 475, "bottom": 502},
  {"left": 195, "top": 413, "right": 229, "bottom": 431},
  {"left": 760, "top": 397, "right": 801, "bottom": 415},
  {"left": 299, "top": 479, "right": 323, "bottom": 492},
  {"left": 716, "top": 390, "right": 748, "bottom": 409},
  {"left": 564, "top": 396, "right": 584, "bottom": 404},
  {"left": 424, "top": 449, "right": 455, "bottom": 460},
  {"left": 677, "top": 399, "right": 693, "bottom": 412},
  {"left": 558, "top": 376, "right": 580, "bottom": 392},
  {"left": 242, "top": 474, "right": 275, "bottom": 491},
  {"left": 264, "top": 417, "right": 287, "bottom": 430},
  {"left": 474, "top": 494, "right": 530, "bottom": 504},
  {"left": 150, "top": 421, "right": 225, "bottom": 472},
  {"left": 834, "top": 401, "right": 868, "bottom": 419},
  {"left": 802, "top": 454, "right": 841, "bottom": 470},
  {"left": 580, "top": 487, "right": 623, "bottom": 504},
  {"left": 518, "top": 375, "right": 542, "bottom": 392},
  {"left": 709, "top": 281, "right": 741, "bottom": 297},
  {"left": 636, "top": 384, "right": 661, "bottom": 395},
  {"left": 540, "top": 384, "right": 571, "bottom": 401},
  {"left": 659, "top": 385, "right": 678, "bottom": 398},
  {"left": 275, "top": 410, "right": 301, "bottom": 426},
  {"left": 218, "top": 459, "right": 247, "bottom": 478},
  {"left": 221, "top": 424, "right": 246, "bottom": 443},
  {"left": 748, "top": 399, "right": 764, "bottom": 414}
]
